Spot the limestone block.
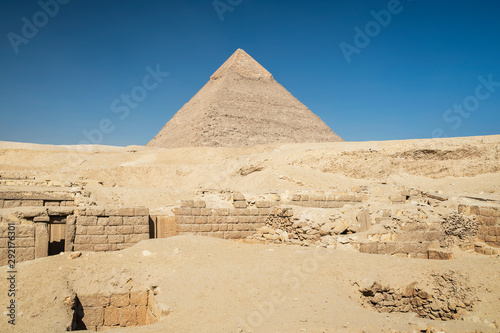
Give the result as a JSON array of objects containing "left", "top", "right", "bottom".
[
  {"left": 22, "top": 200, "right": 43, "bottom": 206},
  {"left": 173, "top": 208, "right": 191, "bottom": 216},
  {"left": 233, "top": 201, "right": 247, "bottom": 209},
  {"left": 116, "top": 226, "right": 134, "bottom": 235},
  {"left": 108, "top": 216, "right": 122, "bottom": 226},
  {"left": 130, "top": 292, "right": 148, "bottom": 306},
  {"left": 291, "top": 194, "right": 301, "bottom": 201},
  {"left": 389, "top": 195, "right": 406, "bottom": 203},
  {"left": 255, "top": 201, "right": 271, "bottom": 208},
  {"left": 193, "top": 200, "right": 206, "bottom": 208},
  {"left": 17, "top": 224, "right": 35, "bottom": 237},
  {"left": 356, "top": 209, "right": 371, "bottom": 232},
  {"left": 213, "top": 208, "right": 229, "bottom": 216},
  {"left": 195, "top": 216, "right": 208, "bottom": 224},
  {"left": 233, "top": 193, "right": 246, "bottom": 201},
  {"left": 35, "top": 223, "right": 49, "bottom": 259},
  {"left": 134, "top": 225, "right": 149, "bottom": 234},
  {"left": 123, "top": 217, "right": 142, "bottom": 225},
  {"left": 97, "top": 217, "right": 109, "bottom": 226},
  {"left": 125, "top": 234, "right": 149, "bottom": 243},
  {"left": 77, "top": 216, "right": 98, "bottom": 226},
  {"left": 119, "top": 306, "right": 137, "bottom": 327},
  {"left": 108, "top": 235, "right": 125, "bottom": 244},
  {"left": 5, "top": 200, "right": 22, "bottom": 208},
  {"left": 116, "top": 243, "right": 134, "bottom": 250},
  {"left": 136, "top": 306, "right": 147, "bottom": 326},
  {"left": 86, "top": 226, "right": 105, "bottom": 235},
  {"left": 104, "top": 307, "right": 120, "bottom": 326},
  {"left": 88, "top": 235, "right": 108, "bottom": 244},
  {"left": 359, "top": 242, "right": 378, "bottom": 254},
  {"left": 94, "top": 244, "right": 112, "bottom": 252},
  {"left": 180, "top": 200, "right": 194, "bottom": 208},
  {"left": 79, "top": 294, "right": 110, "bottom": 308},
  {"left": 73, "top": 244, "right": 94, "bottom": 251},
  {"left": 258, "top": 208, "right": 272, "bottom": 216},
  {"left": 177, "top": 224, "right": 191, "bottom": 233},
  {"left": 75, "top": 234, "right": 92, "bottom": 244},
  {"left": 104, "top": 207, "right": 121, "bottom": 216},
  {"left": 479, "top": 207, "right": 500, "bottom": 217},
  {"left": 86, "top": 207, "right": 106, "bottom": 216},
  {"left": 17, "top": 238, "right": 35, "bottom": 247},
  {"left": 119, "top": 208, "right": 135, "bottom": 216},
  {"left": 44, "top": 201, "right": 60, "bottom": 206},
  {"left": 199, "top": 224, "right": 212, "bottom": 232},
  {"left": 428, "top": 248, "right": 453, "bottom": 260},
  {"left": 200, "top": 208, "right": 212, "bottom": 216},
  {"left": 224, "top": 231, "right": 243, "bottom": 239},
  {"left": 82, "top": 307, "right": 104, "bottom": 327},
  {"left": 16, "top": 247, "right": 35, "bottom": 262},
  {"left": 110, "top": 293, "right": 130, "bottom": 307}
]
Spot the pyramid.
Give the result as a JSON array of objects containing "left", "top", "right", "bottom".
[{"left": 147, "top": 49, "right": 343, "bottom": 148}]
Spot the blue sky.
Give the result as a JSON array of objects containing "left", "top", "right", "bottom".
[{"left": 0, "top": 0, "right": 499, "bottom": 146}]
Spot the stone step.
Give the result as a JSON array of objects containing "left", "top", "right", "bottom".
[
  {"left": 359, "top": 241, "right": 438, "bottom": 259},
  {"left": 474, "top": 242, "right": 500, "bottom": 255}
]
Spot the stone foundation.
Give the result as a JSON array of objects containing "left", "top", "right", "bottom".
[{"left": 75, "top": 290, "right": 165, "bottom": 331}]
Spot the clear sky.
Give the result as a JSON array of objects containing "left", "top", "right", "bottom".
[{"left": 1, "top": 0, "right": 499, "bottom": 146}]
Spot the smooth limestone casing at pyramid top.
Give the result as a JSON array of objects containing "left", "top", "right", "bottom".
[{"left": 147, "top": 49, "right": 343, "bottom": 148}]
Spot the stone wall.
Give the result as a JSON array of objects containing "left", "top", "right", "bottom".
[
  {"left": 458, "top": 204, "right": 500, "bottom": 248},
  {"left": 71, "top": 207, "right": 150, "bottom": 252},
  {"left": 0, "top": 191, "right": 74, "bottom": 208},
  {"left": 76, "top": 290, "right": 163, "bottom": 331},
  {"left": 0, "top": 206, "right": 150, "bottom": 265},
  {"left": 289, "top": 192, "right": 363, "bottom": 208},
  {"left": 173, "top": 197, "right": 280, "bottom": 239},
  {"left": 0, "top": 223, "right": 36, "bottom": 265}
]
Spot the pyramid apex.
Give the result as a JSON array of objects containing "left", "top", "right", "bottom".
[{"left": 210, "top": 49, "right": 273, "bottom": 81}]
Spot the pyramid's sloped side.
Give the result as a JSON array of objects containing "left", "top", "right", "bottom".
[{"left": 147, "top": 72, "right": 343, "bottom": 148}]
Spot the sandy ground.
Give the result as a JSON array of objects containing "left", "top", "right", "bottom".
[
  {"left": 0, "top": 135, "right": 499, "bottom": 332},
  {"left": 1, "top": 236, "right": 499, "bottom": 333}
]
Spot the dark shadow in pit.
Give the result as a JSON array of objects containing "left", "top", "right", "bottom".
[{"left": 70, "top": 296, "right": 87, "bottom": 331}]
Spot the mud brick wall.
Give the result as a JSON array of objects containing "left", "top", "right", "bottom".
[
  {"left": 72, "top": 207, "right": 150, "bottom": 252},
  {"left": 174, "top": 199, "right": 282, "bottom": 239},
  {"left": 0, "top": 191, "right": 74, "bottom": 208},
  {"left": 78, "top": 290, "right": 159, "bottom": 331},
  {"left": 458, "top": 204, "right": 500, "bottom": 248},
  {"left": 289, "top": 192, "right": 363, "bottom": 208},
  {"left": 0, "top": 223, "right": 35, "bottom": 265}
]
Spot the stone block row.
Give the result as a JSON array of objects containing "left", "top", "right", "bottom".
[
  {"left": 79, "top": 291, "right": 150, "bottom": 330},
  {"left": 458, "top": 204, "right": 500, "bottom": 248},
  {"left": 358, "top": 241, "right": 437, "bottom": 259},
  {"left": 0, "top": 199, "right": 74, "bottom": 208},
  {"left": 0, "top": 223, "right": 36, "bottom": 265},
  {"left": 180, "top": 230, "right": 254, "bottom": 239},
  {"left": 76, "top": 216, "right": 149, "bottom": 227},
  {"left": 76, "top": 207, "right": 149, "bottom": 217},
  {"left": 0, "top": 191, "right": 74, "bottom": 201},
  {"left": 288, "top": 192, "right": 363, "bottom": 208}
]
